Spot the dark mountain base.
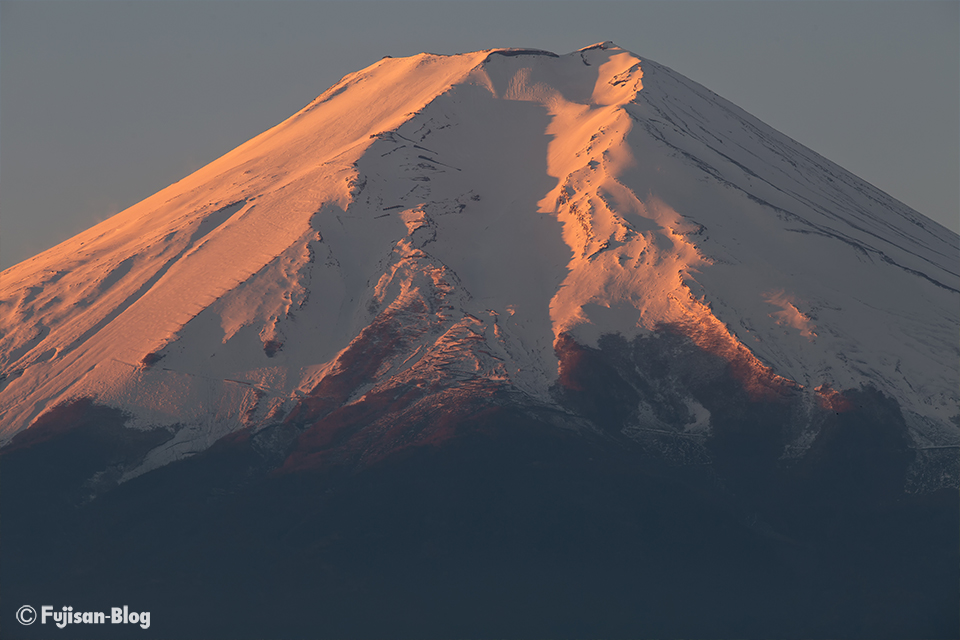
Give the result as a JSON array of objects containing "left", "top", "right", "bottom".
[{"left": 3, "top": 394, "right": 957, "bottom": 640}]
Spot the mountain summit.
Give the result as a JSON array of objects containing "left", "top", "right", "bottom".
[
  {"left": 2, "top": 41, "right": 956, "bottom": 478},
  {"left": 3, "top": 43, "right": 957, "bottom": 639}
]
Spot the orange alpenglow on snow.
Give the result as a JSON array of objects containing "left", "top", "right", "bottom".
[{"left": 0, "top": 42, "right": 956, "bottom": 477}]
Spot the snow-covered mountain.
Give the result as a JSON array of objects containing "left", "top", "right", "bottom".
[
  {"left": 3, "top": 42, "right": 958, "bottom": 640},
  {"left": 2, "top": 42, "right": 955, "bottom": 486}
]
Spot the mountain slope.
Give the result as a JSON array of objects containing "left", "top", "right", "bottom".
[
  {"left": 1, "top": 42, "right": 955, "bottom": 487},
  {"left": 2, "top": 42, "right": 958, "bottom": 640}
]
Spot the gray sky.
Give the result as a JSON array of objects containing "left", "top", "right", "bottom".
[{"left": 2, "top": 0, "right": 958, "bottom": 270}]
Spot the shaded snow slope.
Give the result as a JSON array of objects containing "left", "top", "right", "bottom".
[{"left": 1, "top": 42, "right": 957, "bottom": 477}]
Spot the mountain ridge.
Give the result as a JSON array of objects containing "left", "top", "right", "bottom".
[
  {"left": 1, "top": 42, "right": 956, "bottom": 488},
  {"left": 3, "top": 42, "right": 958, "bottom": 640}
]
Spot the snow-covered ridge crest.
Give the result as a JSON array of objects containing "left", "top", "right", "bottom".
[{"left": 1, "top": 43, "right": 956, "bottom": 481}]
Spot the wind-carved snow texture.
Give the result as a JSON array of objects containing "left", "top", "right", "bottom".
[{"left": 0, "top": 42, "right": 956, "bottom": 488}]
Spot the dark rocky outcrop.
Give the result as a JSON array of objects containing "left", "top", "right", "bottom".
[{"left": 2, "top": 333, "right": 957, "bottom": 639}]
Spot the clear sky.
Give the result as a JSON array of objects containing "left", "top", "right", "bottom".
[{"left": 2, "top": 0, "right": 957, "bottom": 270}]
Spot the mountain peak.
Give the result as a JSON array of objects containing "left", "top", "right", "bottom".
[
  {"left": 578, "top": 40, "right": 621, "bottom": 52},
  {"left": 4, "top": 43, "right": 956, "bottom": 638},
  {"left": 484, "top": 47, "right": 560, "bottom": 59},
  {"left": 1, "top": 44, "right": 956, "bottom": 488}
]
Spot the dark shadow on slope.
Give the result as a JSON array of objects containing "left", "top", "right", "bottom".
[
  {"left": 550, "top": 329, "right": 958, "bottom": 639},
  {"left": 2, "top": 329, "right": 957, "bottom": 640},
  {"left": 0, "top": 404, "right": 816, "bottom": 640}
]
